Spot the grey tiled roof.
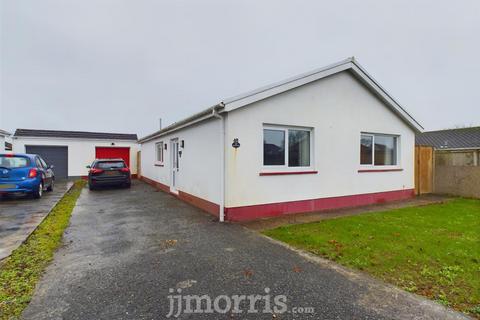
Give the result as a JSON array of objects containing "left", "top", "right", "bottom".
[
  {"left": 14, "top": 129, "right": 137, "bottom": 141},
  {"left": 416, "top": 127, "right": 480, "bottom": 149}
]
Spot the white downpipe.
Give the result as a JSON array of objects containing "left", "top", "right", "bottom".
[{"left": 212, "top": 107, "right": 225, "bottom": 222}]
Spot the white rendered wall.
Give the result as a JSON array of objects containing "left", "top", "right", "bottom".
[
  {"left": 141, "top": 118, "right": 221, "bottom": 205},
  {"left": 12, "top": 137, "right": 139, "bottom": 176},
  {"left": 225, "top": 71, "right": 416, "bottom": 208}
]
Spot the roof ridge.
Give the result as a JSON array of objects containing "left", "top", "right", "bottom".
[
  {"left": 14, "top": 128, "right": 138, "bottom": 140},
  {"left": 422, "top": 126, "right": 480, "bottom": 134},
  {"left": 15, "top": 128, "right": 137, "bottom": 135}
]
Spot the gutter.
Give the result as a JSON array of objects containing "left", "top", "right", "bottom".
[
  {"left": 212, "top": 104, "right": 226, "bottom": 222},
  {"left": 138, "top": 104, "right": 224, "bottom": 143},
  {"left": 434, "top": 147, "right": 480, "bottom": 151}
]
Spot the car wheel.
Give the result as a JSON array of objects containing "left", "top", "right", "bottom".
[
  {"left": 89, "top": 184, "right": 95, "bottom": 191},
  {"left": 33, "top": 182, "right": 43, "bottom": 199},
  {"left": 124, "top": 182, "right": 131, "bottom": 188},
  {"left": 47, "top": 179, "right": 54, "bottom": 192}
]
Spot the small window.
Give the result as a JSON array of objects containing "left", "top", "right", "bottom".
[
  {"left": 360, "top": 135, "right": 373, "bottom": 165},
  {"left": 96, "top": 161, "right": 126, "bottom": 169},
  {"left": 39, "top": 158, "right": 48, "bottom": 168},
  {"left": 264, "top": 129, "right": 285, "bottom": 165},
  {"left": 35, "top": 158, "right": 43, "bottom": 168},
  {"left": 360, "top": 133, "right": 398, "bottom": 166},
  {"left": 0, "top": 156, "right": 30, "bottom": 168},
  {"left": 289, "top": 129, "right": 310, "bottom": 167},
  {"left": 156, "top": 142, "right": 164, "bottom": 164},
  {"left": 263, "top": 126, "right": 312, "bottom": 168}
]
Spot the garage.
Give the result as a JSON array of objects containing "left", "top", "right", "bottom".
[
  {"left": 13, "top": 129, "right": 139, "bottom": 178},
  {"left": 25, "top": 145, "right": 69, "bottom": 179},
  {"left": 95, "top": 147, "right": 131, "bottom": 167}
]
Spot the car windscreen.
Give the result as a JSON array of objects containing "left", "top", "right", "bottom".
[
  {"left": 96, "top": 161, "right": 126, "bottom": 169},
  {"left": 0, "top": 155, "right": 30, "bottom": 168}
]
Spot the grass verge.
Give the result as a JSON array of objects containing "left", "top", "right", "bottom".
[
  {"left": 263, "top": 198, "right": 480, "bottom": 317},
  {"left": 0, "top": 180, "right": 85, "bottom": 319}
]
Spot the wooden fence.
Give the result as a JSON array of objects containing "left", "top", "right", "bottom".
[{"left": 415, "top": 146, "right": 433, "bottom": 195}]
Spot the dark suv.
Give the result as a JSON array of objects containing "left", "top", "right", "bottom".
[{"left": 87, "top": 159, "right": 131, "bottom": 190}]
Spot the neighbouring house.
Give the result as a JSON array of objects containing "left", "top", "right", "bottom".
[
  {"left": 0, "top": 130, "right": 10, "bottom": 153},
  {"left": 416, "top": 126, "right": 480, "bottom": 166},
  {"left": 139, "top": 58, "right": 423, "bottom": 222},
  {"left": 12, "top": 129, "right": 139, "bottom": 179}
]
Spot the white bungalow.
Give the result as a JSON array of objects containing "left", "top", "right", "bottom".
[{"left": 139, "top": 58, "right": 422, "bottom": 222}]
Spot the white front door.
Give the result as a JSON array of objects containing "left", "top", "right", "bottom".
[{"left": 170, "top": 139, "right": 179, "bottom": 193}]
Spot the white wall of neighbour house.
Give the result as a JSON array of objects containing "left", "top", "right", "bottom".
[
  {"left": 141, "top": 118, "right": 222, "bottom": 205},
  {"left": 225, "top": 70, "right": 415, "bottom": 208},
  {"left": 12, "top": 137, "right": 139, "bottom": 176}
]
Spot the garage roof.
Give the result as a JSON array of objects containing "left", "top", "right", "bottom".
[
  {"left": 416, "top": 126, "right": 480, "bottom": 149},
  {"left": 0, "top": 129, "right": 10, "bottom": 137},
  {"left": 14, "top": 129, "right": 138, "bottom": 141}
]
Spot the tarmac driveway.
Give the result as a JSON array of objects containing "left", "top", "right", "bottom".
[
  {"left": 0, "top": 181, "right": 73, "bottom": 260},
  {"left": 22, "top": 181, "right": 468, "bottom": 320}
]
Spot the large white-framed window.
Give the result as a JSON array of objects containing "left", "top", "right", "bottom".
[
  {"left": 263, "top": 124, "right": 314, "bottom": 171},
  {"left": 360, "top": 133, "right": 399, "bottom": 166},
  {"left": 155, "top": 141, "right": 164, "bottom": 165}
]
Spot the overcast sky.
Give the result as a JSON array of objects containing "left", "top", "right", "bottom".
[{"left": 1, "top": 0, "right": 479, "bottom": 137}]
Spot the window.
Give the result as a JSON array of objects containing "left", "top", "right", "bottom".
[
  {"left": 289, "top": 129, "right": 311, "bottom": 167},
  {"left": 35, "top": 158, "right": 44, "bottom": 168},
  {"left": 96, "top": 161, "right": 126, "bottom": 169},
  {"left": 39, "top": 158, "right": 48, "bottom": 168},
  {"left": 263, "top": 126, "right": 312, "bottom": 168},
  {"left": 264, "top": 129, "right": 285, "bottom": 165},
  {"left": 360, "top": 135, "right": 373, "bottom": 164},
  {"left": 156, "top": 142, "right": 164, "bottom": 164},
  {"left": 360, "top": 133, "right": 398, "bottom": 166},
  {"left": 0, "top": 155, "right": 30, "bottom": 168}
]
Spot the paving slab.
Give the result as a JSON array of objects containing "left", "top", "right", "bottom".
[{"left": 0, "top": 181, "right": 73, "bottom": 260}]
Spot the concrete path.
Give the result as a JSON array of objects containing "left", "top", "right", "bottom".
[
  {"left": 242, "top": 194, "right": 452, "bottom": 231},
  {"left": 0, "top": 181, "right": 73, "bottom": 260},
  {"left": 22, "top": 181, "right": 468, "bottom": 319}
]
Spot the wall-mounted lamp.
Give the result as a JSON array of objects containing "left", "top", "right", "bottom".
[
  {"left": 179, "top": 150, "right": 182, "bottom": 157},
  {"left": 181, "top": 140, "right": 185, "bottom": 148},
  {"left": 164, "top": 143, "right": 167, "bottom": 150},
  {"left": 232, "top": 138, "right": 240, "bottom": 149}
]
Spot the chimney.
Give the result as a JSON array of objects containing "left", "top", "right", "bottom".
[{"left": 159, "top": 118, "right": 162, "bottom": 130}]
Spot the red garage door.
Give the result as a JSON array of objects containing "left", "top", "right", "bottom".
[{"left": 95, "top": 147, "right": 130, "bottom": 168}]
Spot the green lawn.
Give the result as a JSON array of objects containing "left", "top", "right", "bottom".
[
  {"left": 0, "top": 180, "right": 85, "bottom": 320},
  {"left": 263, "top": 198, "right": 480, "bottom": 317}
]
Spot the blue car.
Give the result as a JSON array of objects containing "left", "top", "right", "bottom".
[{"left": 0, "top": 153, "right": 55, "bottom": 199}]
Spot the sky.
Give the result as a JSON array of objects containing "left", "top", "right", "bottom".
[{"left": 1, "top": 0, "right": 480, "bottom": 137}]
